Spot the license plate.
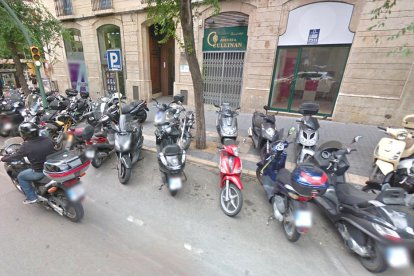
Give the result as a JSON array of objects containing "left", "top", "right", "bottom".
[
  {"left": 67, "top": 185, "right": 85, "bottom": 201},
  {"left": 169, "top": 177, "right": 182, "bottom": 190},
  {"left": 294, "top": 210, "right": 312, "bottom": 228},
  {"left": 85, "top": 149, "right": 95, "bottom": 159},
  {"left": 386, "top": 247, "right": 410, "bottom": 268}
]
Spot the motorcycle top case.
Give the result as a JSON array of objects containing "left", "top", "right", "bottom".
[
  {"left": 65, "top": 88, "right": 78, "bottom": 97},
  {"left": 299, "top": 101, "right": 319, "bottom": 115},
  {"left": 291, "top": 164, "right": 329, "bottom": 197},
  {"left": 43, "top": 150, "right": 90, "bottom": 182}
]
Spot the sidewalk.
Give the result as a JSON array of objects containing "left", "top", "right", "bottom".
[{"left": 141, "top": 97, "right": 387, "bottom": 184}]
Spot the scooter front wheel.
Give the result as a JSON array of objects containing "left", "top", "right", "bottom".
[
  {"left": 118, "top": 159, "right": 131, "bottom": 184},
  {"left": 282, "top": 204, "right": 301, "bottom": 242},
  {"left": 359, "top": 238, "right": 387, "bottom": 273},
  {"left": 220, "top": 183, "right": 243, "bottom": 217}
]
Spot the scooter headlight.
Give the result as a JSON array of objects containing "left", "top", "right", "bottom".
[
  {"left": 223, "top": 126, "right": 237, "bottom": 135},
  {"left": 372, "top": 223, "right": 401, "bottom": 242},
  {"left": 298, "top": 130, "right": 318, "bottom": 147},
  {"left": 159, "top": 152, "right": 168, "bottom": 166}
]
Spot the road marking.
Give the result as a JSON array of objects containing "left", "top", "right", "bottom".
[{"left": 126, "top": 215, "right": 144, "bottom": 226}]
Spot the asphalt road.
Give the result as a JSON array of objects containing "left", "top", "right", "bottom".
[{"left": 1, "top": 142, "right": 413, "bottom": 276}]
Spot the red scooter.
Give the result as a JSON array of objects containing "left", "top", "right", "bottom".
[{"left": 218, "top": 144, "right": 243, "bottom": 217}]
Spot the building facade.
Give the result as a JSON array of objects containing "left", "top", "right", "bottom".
[{"left": 44, "top": 0, "right": 414, "bottom": 126}]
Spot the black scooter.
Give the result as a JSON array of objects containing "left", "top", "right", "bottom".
[
  {"left": 310, "top": 136, "right": 414, "bottom": 273},
  {"left": 154, "top": 101, "right": 186, "bottom": 196},
  {"left": 248, "top": 105, "right": 280, "bottom": 160},
  {"left": 214, "top": 103, "right": 239, "bottom": 145}
]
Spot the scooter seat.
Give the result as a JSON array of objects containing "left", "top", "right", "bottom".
[
  {"left": 94, "top": 132, "right": 107, "bottom": 138},
  {"left": 336, "top": 183, "right": 376, "bottom": 206},
  {"left": 275, "top": 168, "right": 292, "bottom": 185},
  {"left": 121, "top": 102, "right": 139, "bottom": 114},
  {"left": 162, "top": 144, "right": 183, "bottom": 156}
]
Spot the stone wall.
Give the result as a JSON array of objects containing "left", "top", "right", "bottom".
[{"left": 333, "top": 0, "right": 414, "bottom": 126}]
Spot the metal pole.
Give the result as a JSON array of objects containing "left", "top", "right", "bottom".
[{"left": 0, "top": 0, "right": 48, "bottom": 108}]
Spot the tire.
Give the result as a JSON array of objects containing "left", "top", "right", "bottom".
[
  {"left": 117, "top": 159, "right": 131, "bottom": 184},
  {"left": 256, "top": 167, "right": 264, "bottom": 186},
  {"left": 54, "top": 140, "right": 63, "bottom": 151},
  {"left": 282, "top": 203, "right": 301, "bottom": 242},
  {"left": 220, "top": 183, "right": 243, "bottom": 217},
  {"left": 369, "top": 165, "right": 385, "bottom": 184},
  {"left": 0, "top": 128, "right": 10, "bottom": 137},
  {"left": 359, "top": 238, "right": 388, "bottom": 273},
  {"left": 137, "top": 111, "right": 147, "bottom": 124},
  {"left": 169, "top": 187, "right": 178, "bottom": 197},
  {"left": 64, "top": 202, "right": 84, "bottom": 223},
  {"left": 91, "top": 156, "right": 103, "bottom": 168}
]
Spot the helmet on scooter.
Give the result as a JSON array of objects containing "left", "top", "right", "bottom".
[{"left": 19, "top": 122, "right": 39, "bottom": 140}]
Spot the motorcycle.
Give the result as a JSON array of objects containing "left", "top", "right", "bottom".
[
  {"left": 0, "top": 137, "right": 88, "bottom": 222},
  {"left": 218, "top": 143, "right": 243, "bottom": 217},
  {"left": 248, "top": 105, "right": 280, "bottom": 160},
  {"left": 295, "top": 101, "right": 323, "bottom": 164},
  {"left": 256, "top": 128, "right": 329, "bottom": 242},
  {"left": 214, "top": 102, "right": 239, "bottom": 145},
  {"left": 102, "top": 102, "right": 144, "bottom": 184},
  {"left": 369, "top": 125, "right": 414, "bottom": 185},
  {"left": 0, "top": 100, "right": 25, "bottom": 137},
  {"left": 309, "top": 136, "right": 413, "bottom": 273},
  {"left": 154, "top": 100, "right": 186, "bottom": 196}
]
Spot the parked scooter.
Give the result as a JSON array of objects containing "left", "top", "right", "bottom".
[
  {"left": 310, "top": 136, "right": 413, "bottom": 273},
  {"left": 369, "top": 125, "right": 414, "bottom": 185},
  {"left": 214, "top": 103, "right": 239, "bottom": 145},
  {"left": 256, "top": 128, "right": 329, "bottom": 242},
  {"left": 103, "top": 103, "right": 144, "bottom": 184},
  {"left": 0, "top": 137, "right": 88, "bottom": 222},
  {"left": 218, "top": 143, "right": 243, "bottom": 217},
  {"left": 295, "top": 101, "right": 323, "bottom": 164},
  {"left": 154, "top": 100, "right": 187, "bottom": 196},
  {"left": 248, "top": 105, "right": 280, "bottom": 160}
]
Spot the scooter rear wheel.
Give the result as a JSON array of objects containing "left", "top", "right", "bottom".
[
  {"left": 282, "top": 204, "right": 301, "bottom": 242},
  {"left": 64, "top": 202, "right": 84, "bottom": 223},
  {"left": 220, "top": 183, "right": 243, "bottom": 217},
  {"left": 91, "top": 156, "right": 103, "bottom": 168},
  {"left": 359, "top": 238, "right": 387, "bottom": 273}
]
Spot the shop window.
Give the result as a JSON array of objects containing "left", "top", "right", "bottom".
[{"left": 269, "top": 45, "right": 350, "bottom": 115}]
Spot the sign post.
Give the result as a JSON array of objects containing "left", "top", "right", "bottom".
[{"left": 107, "top": 49, "right": 123, "bottom": 115}]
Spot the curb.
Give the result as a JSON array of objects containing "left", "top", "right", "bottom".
[{"left": 142, "top": 146, "right": 368, "bottom": 185}]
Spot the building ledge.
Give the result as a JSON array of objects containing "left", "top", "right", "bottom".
[
  {"left": 58, "top": 14, "right": 76, "bottom": 21},
  {"left": 93, "top": 8, "right": 115, "bottom": 16}
]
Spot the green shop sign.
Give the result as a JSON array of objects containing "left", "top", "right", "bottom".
[{"left": 203, "top": 26, "right": 248, "bottom": 52}]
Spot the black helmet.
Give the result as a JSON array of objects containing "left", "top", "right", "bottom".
[{"left": 19, "top": 122, "right": 39, "bottom": 140}]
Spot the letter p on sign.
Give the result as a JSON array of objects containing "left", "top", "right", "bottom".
[{"left": 107, "top": 49, "right": 122, "bottom": 71}]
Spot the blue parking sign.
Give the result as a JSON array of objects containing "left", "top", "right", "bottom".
[{"left": 107, "top": 49, "right": 122, "bottom": 71}]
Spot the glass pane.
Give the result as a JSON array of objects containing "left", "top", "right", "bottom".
[
  {"left": 269, "top": 48, "right": 299, "bottom": 110},
  {"left": 290, "top": 46, "right": 350, "bottom": 115}
]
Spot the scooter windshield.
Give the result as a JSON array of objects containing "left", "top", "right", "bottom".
[{"left": 303, "top": 116, "right": 320, "bottom": 131}]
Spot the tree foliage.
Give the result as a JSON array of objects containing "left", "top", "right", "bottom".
[
  {"left": 0, "top": 0, "right": 65, "bottom": 59},
  {"left": 369, "top": 0, "right": 413, "bottom": 55}
]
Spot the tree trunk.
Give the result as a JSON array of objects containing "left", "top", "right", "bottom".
[
  {"left": 8, "top": 42, "right": 30, "bottom": 96},
  {"left": 179, "top": 0, "right": 206, "bottom": 149}
]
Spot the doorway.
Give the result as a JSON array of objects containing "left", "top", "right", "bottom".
[{"left": 149, "top": 25, "right": 175, "bottom": 96}]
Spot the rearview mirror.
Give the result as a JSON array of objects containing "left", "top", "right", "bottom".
[{"left": 352, "top": 135, "right": 363, "bottom": 143}]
